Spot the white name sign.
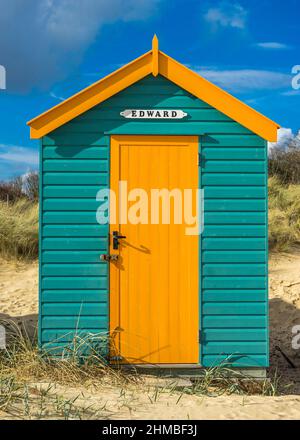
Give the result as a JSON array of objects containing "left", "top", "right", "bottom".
[{"left": 120, "top": 109, "right": 187, "bottom": 119}]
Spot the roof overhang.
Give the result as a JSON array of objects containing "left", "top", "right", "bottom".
[{"left": 27, "top": 36, "right": 279, "bottom": 141}]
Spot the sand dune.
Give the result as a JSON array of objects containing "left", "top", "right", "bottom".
[{"left": 1, "top": 252, "right": 300, "bottom": 419}]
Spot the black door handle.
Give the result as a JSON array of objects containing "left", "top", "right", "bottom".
[{"left": 112, "top": 231, "right": 127, "bottom": 250}]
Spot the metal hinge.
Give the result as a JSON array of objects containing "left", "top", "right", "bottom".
[
  {"left": 110, "top": 355, "right": 123, "bottom": 361},
  {"left": 198, "top": 153, "right": 201, "bottom": 166},
  {"left": 198, "top": 330, "right": 202, "bottom": 343}
]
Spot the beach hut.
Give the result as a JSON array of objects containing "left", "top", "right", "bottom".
[{"left": 27, "top": 37, "right": 279, "bottom": 376}]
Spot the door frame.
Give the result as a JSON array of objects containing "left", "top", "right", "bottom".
[{"left": 108, "top": 134, "right": 201, "bottom": 365}]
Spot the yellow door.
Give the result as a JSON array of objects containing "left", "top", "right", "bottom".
[{"left": 110, "top": 135, "right": 199, "bottom": 364}]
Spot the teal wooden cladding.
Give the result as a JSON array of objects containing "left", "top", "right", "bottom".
[
  {"left": 43, "top": 186, "right": 104, "bottom": 198},
  {"left": 202, "top": 174, "right": 265, "bottom": 185},
  {"left": 43, "top": 200, "right": 101, "bottom": 211},
  {"left": 203, "top": 160, "right": 265, "bottom": 173},
  {"left": 204, "top": 213, "right": 265, "bottom": 224},
  {"left": 42, "top": 316, "right": 108, "bottom": 328},
  {"left": 42, "top": 251, "right": 102, "bottom": 263},
  {"left": 202, "top": 355, "right": 267, "bottom": 367},
  {"left": 203, "top": 277, "right": 266, "bottom": 289},
  {"left": 201, "top": 124, "right": 268, "bottom": 366},
  {"left": 202, "top": 148, "right": 265, "bottom": 160},
  {"left": 42, "top": 264, "right": 107, "bottom": 276},
  {"left": 42, "top": 277, "right": 107, "bottom": 289},
  {"left": 42, "top": 238, "right": 107, "bottom": 250},
  {"left": 204, "top": 200, "right": 266, "bottom": 211},
  {"left": 203, "top": 316, "right": 266, "bottom": 327},
  {"left": 44, "top": 173, "right": 108, "bottom": 185},
  {"left": 43, "top": 159, "right": 108, "bottom": 172},
  {"left": 203, "top": 264, "right": 266, "bottom": 276},
  {"left": 42, "top": 330, "right": 108, "bottom": 343},
  {"left": 43, "top": 146, "right": 109, "bottom": 159},
  {"left": 204, "top": 188, "right": 265, "bottom": 198},
  {"left": 204, "top": 329, "right": 267, "bottom": 341},
  {"left": 55, "top": 121, "right": 252, "bottom": 136},
  {"left": 203, "top": 342, "right": 267, "bottom": 354},
  {"left": 202, "top": 303, "right": 266, "bottom": 315},
  {"left": 202, "top": 134, "right": 265, "bottom": 147},
  {"left": 40, "top": 74, "right": 268, "bottom": 368},
  {"left": 40, "top": 130, "right": 109, "bottom": 349},
  {"left": 43, "top": 213, "right": 101, "bottom": 223},
  {"left": 203, "top": 251, "right": 266, "bottom": 263},
  {"left": 43, "top": 225, "right": 107, "bottom": 237},
  {"left": 42, "top": 303, "right": 107, "bottom": 315},
  {"left": 203, "top": 290, "right": 266, "bottom": 302},
  {"left": 202, "top": 238, "right": 266, "bottom": 250},
  {"left": 43, "top": 290, "right": 107, "bottom": 302},
  {"left": 202, "top": 226, "right": 266, "bottom": 237}
]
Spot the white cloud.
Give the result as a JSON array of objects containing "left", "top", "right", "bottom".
[
  {"left": 281, "top": 90, "right": 300, "bottom": 97},
  {"left": 268, "top": 128, "right": 295, "bottom": 153},
  {"left": 0, "top": 145, "right": 38, "bottom": 166},
  {"left": 49, "top": 91, "right": 65, "bottom": 101},
  {"left": 193, "top": 67, "right": 290, "bottom": 93},
  {"left": 41, "top": 0, "right": 158, "bottom": 50},
  {"left": 255, "top": 42, "right": 291, "bottom": 50},
  {"left": 0, "top": 0, "right": 161, "bottom": 92},
  {"left": 0, "top": 64, "right": 6, "bottom": 90},
  {"left": 204, "top": 2, "right": 247, "bottom": 30}
]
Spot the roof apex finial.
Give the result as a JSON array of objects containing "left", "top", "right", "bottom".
[
  {"left": 152, "top": 34, "right": 159, "bottom": 51},
  {"left": 152, "top": 34, "right": 159, "bottom": 77}
]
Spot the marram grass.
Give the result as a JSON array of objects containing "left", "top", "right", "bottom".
[
  {"left": 0, "top": 179, "right": 299, "bottom": 260},
  {"left": 0, "top": 319, "right": 280, "bottom": 404},
  {"left": 0, "top": 199, "right": 38, "bottom": 259},
  {"left": 268, "top": 177, "right": 300, "bottom": 250}
]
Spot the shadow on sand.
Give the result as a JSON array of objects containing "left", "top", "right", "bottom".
[
  {"left": 269, "top": 297, "right": 300, "bottom": 394},
  {"left": 0, "top": 313, "right": 38, "bottom": 343}
]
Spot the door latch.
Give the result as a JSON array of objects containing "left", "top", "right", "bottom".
[
  {"left": 100, "top": 254, "right": 119, "bottom": 262},
  {"left": 112, "top": 231, "right": 127, "bottom": 250}
]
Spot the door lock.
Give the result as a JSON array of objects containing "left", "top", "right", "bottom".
[
  {"left": 100, "top": 254, "right": 119, "bottom": 262},
  {"left": 112, "top": 231, "right": 127, "bottom": 250}
]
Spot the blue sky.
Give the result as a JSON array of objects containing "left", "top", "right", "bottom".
[{"left": 0, "top": 0, "right": 299, "bottom": 180}]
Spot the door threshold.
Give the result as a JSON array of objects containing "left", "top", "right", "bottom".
[{"left": 111, "top": 363, "right": 267, "bottom": 379}]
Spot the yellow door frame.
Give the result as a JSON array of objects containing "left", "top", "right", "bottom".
[{"left": 109, "top": 135, "right": 199, "bottom": 364}]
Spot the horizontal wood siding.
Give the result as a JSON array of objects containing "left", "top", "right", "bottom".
[
  {"left": 41, "top": 75, "right": 268, "bottom": 366},
  {"left": 40, "top": 135, "right": 110, "bottom": 352},
  {"left": 201, "top": 134, "right": 268, "bottom": 368}
]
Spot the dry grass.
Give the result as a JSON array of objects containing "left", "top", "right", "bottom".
[
  {"left": 0, "top": 179, "right": 299, "bottom": 259},
  {"left": 0, "top": 320, "right": 138, "bottom": 419},
  {"left": 187, "top": 366, "right": 280, "bottom": 397},
  {"left": 269, "top": 149, "right": 300, "bottom": 185},
  {"left": 0, "top": 378, "right": 104, "bottom": 420},
  {"left": 0, "top": 320, "right": 130, "bottom": 386},
  {"left": 0, "top": 199, "right": 38, "bottom": 259},
  {"left": 268, "top": 177, "right": 300, "bottom": 250},
  {"left": 0, "top": 320, "right": 280, "bottom": 390},
  {"left": 0, "top": 317, "right": 285, "bottom": 419}
]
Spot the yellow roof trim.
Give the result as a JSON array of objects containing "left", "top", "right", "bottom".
[
  {"left": 28, "top": 37, "right": 279, "bottom": 141},
  {"left": 28, "top": 50, "right": 153, "bottom": 139},
  {"left": 159, "top": 51, "right": 279, "bottom": 141}
]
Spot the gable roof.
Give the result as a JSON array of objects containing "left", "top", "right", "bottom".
[{"left": 27, "top": 36, "right": 279, "bottom": 141}]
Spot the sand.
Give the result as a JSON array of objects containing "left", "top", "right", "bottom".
[
  {"left": 1, "top": 251, "right": 300, "bottom": 419},
  {"left": 0, "top": 260, "right": 38, "bottom": 340}
]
